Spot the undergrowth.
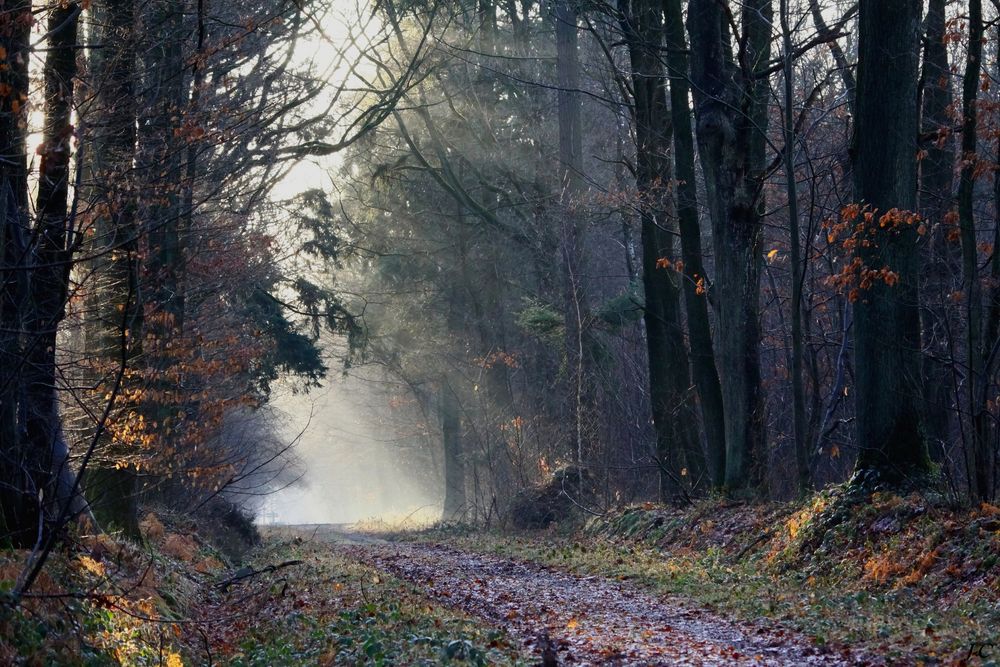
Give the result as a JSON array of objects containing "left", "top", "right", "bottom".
[
  {"left": 1, "top": 514, "right": 526, "bottom": 665},
  {"left": 0, "top": 527, "right": 214, "bottom": 665}
]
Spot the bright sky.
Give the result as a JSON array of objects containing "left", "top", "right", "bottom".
[{"left": 272, "top": 0, "right": 384, "bottom": 200}]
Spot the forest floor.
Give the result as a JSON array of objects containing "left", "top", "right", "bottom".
[
  {"left": 329, "top": 536, "right": 856, "bottom": 665},
  {"left": 263, "top": 484, "right": 1000, "bottom": 666},
  {"left": 2, "top": 486, "right": 998, "bottom": 664},
  {"left": 1, "top": 519, "right": 527, "bottom": 666},
  {"left": 367, "top": 485, "right": 1000, "bottom": 666}
]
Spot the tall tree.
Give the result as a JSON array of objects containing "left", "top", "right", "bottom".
[
  {"left": 984, "top": 22, "right": 1000, "bottom": 503},
  {"left": 555, "top": 0, "right": 589, "bottom": 470},
  {"left": 136, "top": 0, "right": 188, "bottom": 506},
  {"left": 663, "top": 0, "right": 725, "bottom": 488},
  {"left": 687, "top": 0, "right": 772, "bottom": 494},
  {"left": 919, "top": 0, "right": 958, "bottom": 461},
  {"left": 441, "top": 381, "right": 466, "bottom": 518},
  {"left": 84, "top": 0, "right": 143, "bottom": 538},
  {"left": 851, "top": 0, "right": 929, "bottom": 482},
  {"left": 140, "top": 0, "right": 186, "bottom": 330},
  {"left": 24, "top": 2, "right": 86, "bottom": 532},
  {"left": 618, "top": 0, "right": 706, "bottom": 494},
  {"left": 780, "top": 0, "right": 809, "bottom": 494},
  {"left": 0, "top": 0, "right": 37, "bottom": 545},
  {"left": 956, "top": 0, "right": 992, "bottom": 500}
]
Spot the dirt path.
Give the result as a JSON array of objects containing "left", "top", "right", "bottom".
[{"left": 329, "top": 540, "right": 872, "bottom": 666}]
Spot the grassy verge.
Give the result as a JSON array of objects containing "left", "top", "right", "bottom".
[
  {"left": 0, "top": 528, "right": 216, "bottom": 666},
  {"left": 397, "top": 485, "right": 1000, "bottom": 664}
]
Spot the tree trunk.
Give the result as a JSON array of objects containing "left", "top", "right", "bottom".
[
  {"left": 780, "top": 0, "right": 810, "bottom": 494},
  {"left": 852, "top": 0, "right": 929, "bottom": 483},
  {"left": 663, "top": 0, "right": 726, "bottom": 488},
  {"left": 87, "top": 467, "right": 140, "bottom": 537},
  {"left": 138, "top": 0, "right": 187, "bottom": 503},
  {"left": 24, "top": 3, "right": 87, "bottom": 531},
  {"left": 555, "top": 0, "right": 589, "bottom": 469},
  {"left": 957, "top": 0, "right": 991, "bottom": 501},
  {"left": 984, "top": 24, "right": 1000, "bottom": 502},
  {"left": 441, "top": 382, "right": 466, "bottom": 519},
  {"left": 619, "top": 0, "right": 706, "bottom": 495},
  {"left": 687, "top": 0, "right": 771, "bottom": 495},
  {"left": 0, "top": 0, "right": 35, "bottom": 546},
  {"left": 141, "top": 0, "right": 186, "bottom": 330},
  {"left": 918, "top": 0, "right": 958, "bottom": 463},
  {"left": 85, "top": 0, "right": 142, "bottom": 539}
]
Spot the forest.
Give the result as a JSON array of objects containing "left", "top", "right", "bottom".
[{"left": 1, "top": 0, "right": 1000, "bottom": 664}]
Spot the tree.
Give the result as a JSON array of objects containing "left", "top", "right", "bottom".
[
  {"left": 779, "top": 0, "right": 809, "bottom": 494},
  {"left": 24, "top": 1, "right": 87, "bottom": 534},
  {"left": 851, "top": 0, "right": 929, "bottom": 483},
  {"left": 919, "top": 0, "right": 958, "bottom": 462},
  {"left": 83, "top": 0, "right": 143, "bottom": 538},
  {"left": 441, "top": 381, "right": 467, "bottom": 518},
  {"left": 618, "top": 0, "right": 706, "bottom": 494},
  {"left": 686, "top": 0, "right": 772, "bottom": 494},
  {"left": 555, "top": 0, "right": 589, "bottom": 475},
  {"left": 0, "top": 1, "right": 95, "bottom": 548},
  {"left": 663, "top": 0, "right": 725, "bottom": 488},
  {"left": 956, "top": 0, "right": 994, "bottom": 501}
]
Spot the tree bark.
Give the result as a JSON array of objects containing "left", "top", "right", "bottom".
[
  {"left": 852, "top": 0, "right": 929, "bottom": 483},
  {"left": 985, "top": 24, "right": 1000, "bottom": 502},
  {"left": 687, "top": 0, "right": 771, "bottom": 494},
  {"left": 780, "top": 0, "right": 809, "bottom": 494},
  {"left": 663, "top": 0, "right": 726, "bottom": 488},
  {"left": 957, "top": 0, "right": 992, "bottom": 501},
  {"left": 441, "top": 381, "right": 467, "bottom": 519},
  {"left": 141, "top": 0, "right": 186, "bottom": 330},
  {"left": 84, "top": 0, "right": 142, "bottom": 539},
  {"left": 918, "top": 0, "right": 958, "bottom": 463},
  {"left": 555, "top": 0, "right": 589, "bottom": 469},
  {"left": 619, "top": 0, "right": 706, "bottom": 495},
  {"left": 0, "top": 0, "right": 35, "bottom": 546},
  {"left": 137, "top": 0, "right": 187, "bottom": 504},
  {"left": 24, "top": 3, "right": 87, "bottom": 531}
]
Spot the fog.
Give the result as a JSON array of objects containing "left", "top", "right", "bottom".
[
  {"left": 263, "top": 366, "right": 442, "bottom": 525},
  {"left": 255, "top": 1, "right": 441, "bottom": 526}
]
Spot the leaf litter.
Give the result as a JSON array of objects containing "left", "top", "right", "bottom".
[{"left": 339, "top": 541, "right": 874, "bottom": 665}]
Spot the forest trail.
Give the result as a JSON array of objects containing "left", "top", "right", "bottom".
[{"left": 286, "top": 529, "right": 870, "bottom": 666}]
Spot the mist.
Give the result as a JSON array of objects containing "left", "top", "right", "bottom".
[{"left": 264, "top": 366, "right": 442, "bottom": 525}]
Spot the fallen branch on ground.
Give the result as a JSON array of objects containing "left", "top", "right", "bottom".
[{"left": 216, "top": 560, "right": 304, "bottom": 591}]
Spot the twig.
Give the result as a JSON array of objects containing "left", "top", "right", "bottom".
[
  {"left": 650, "top": 454, "right": 694, "bottom": 507},
  {"left": 197, "top": 626, "right": 213, "bottom": 666},
  {"left": 215, "top": 560, "right": 304, "bottom": 591},
  {"left": 559, "top": 475, "right": 605, "bottom": 518},
  {"left": 734, "top": 530, "right": 773, "bottom": 561}
]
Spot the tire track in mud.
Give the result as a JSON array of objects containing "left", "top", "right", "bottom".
[{"left": 336, "top": 541, "right": 876, "bottom": 666}]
